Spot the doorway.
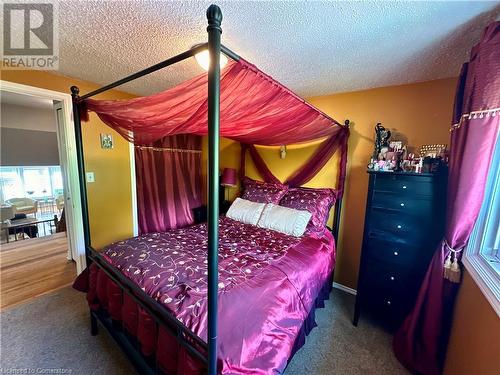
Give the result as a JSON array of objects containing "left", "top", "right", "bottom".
[{"left": 0, "top": 81, "right": 85, "bottom": 308}]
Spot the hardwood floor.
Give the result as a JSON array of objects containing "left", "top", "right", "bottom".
[{"left": 0, "top": 232, "right": 76, "bottom": 310}]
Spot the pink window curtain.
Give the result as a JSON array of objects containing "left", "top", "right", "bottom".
[
  {"left": 239, "top": 127, "right": 349, "bottom": 197},
  {"left": 135, "top": 134, "right": 202, "bottom": 234},
  {"left": 393, "top": 22, "right": 500, "bottom": 375}
]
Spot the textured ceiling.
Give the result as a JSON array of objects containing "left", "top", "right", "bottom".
[{"left": 58, "top": 1, "right": 500, "bottom": 97}]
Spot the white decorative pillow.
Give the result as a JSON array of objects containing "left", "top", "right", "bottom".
[
  {"left": 257, "top": 204, "right": 312, "bottom": 237},
  {"left": 226, "top": 198, "right": 266, "bottom": 226}
]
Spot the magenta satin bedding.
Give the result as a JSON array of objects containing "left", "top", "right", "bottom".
[{"left": 87, "top": 217, "right": 335, "bottom": 374}]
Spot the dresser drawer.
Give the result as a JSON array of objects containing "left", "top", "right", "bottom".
[
  {"left": 362, "top": 285, "right": 414, "bottom": 327},
  {"left": 362, "top": 259, "right": 419, "bottom": 292},
  {"left": 367, "top": 209, "right": 431, "bottom": 243},
  {"left": 372, "top": 191, "right": 433, "bottom": 216},
  {"left": 373, "top": 174, "right": 434, "bottom": 196},
  {"left": 364, "top": 237, "right": 431, "bottom": 267}
]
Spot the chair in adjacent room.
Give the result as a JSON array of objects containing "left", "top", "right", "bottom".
[{"left": 6, "top": 197, "right": 38, "bottom": 216}]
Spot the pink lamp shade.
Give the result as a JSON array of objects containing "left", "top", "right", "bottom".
[{"left": 221, "top": 168, "right": 237, "bottom": 187}]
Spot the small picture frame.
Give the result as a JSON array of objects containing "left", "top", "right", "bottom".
[
  {"left": 389, "top": 140, "right": 403, "bottom": 151},
  {"left": 100, "top": 134, "right": 113, "bottom": 149},
  {"left": 420, "top": 144, "right": 446, "bottom": 158}
]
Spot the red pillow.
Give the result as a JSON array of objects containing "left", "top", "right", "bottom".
[
  {"left": 241, "top": 177, "right": 288, "bottom": 204},
  {"left": 279, "top": 187, "right": 336, "bottom": 232}
]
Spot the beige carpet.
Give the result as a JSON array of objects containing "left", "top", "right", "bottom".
[{"left": 0, "top": 286, "right": 408, "bottom": 374}]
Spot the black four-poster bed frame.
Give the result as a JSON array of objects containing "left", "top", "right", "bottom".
[{"left": 70, "top": 5, "right": 346, "bottom": 375}]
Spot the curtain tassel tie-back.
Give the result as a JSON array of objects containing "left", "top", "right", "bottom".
[{"left": 443, "top": 240, "right": 463, "bottom": 283}]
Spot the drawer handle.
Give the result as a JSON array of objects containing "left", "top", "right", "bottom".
[
  {"left": 402, "top": 185, "right": 407, "bottom": 189},
  {"left": 400, "top": 203, "right": 405, "bottom": 207},
  {"left": 394, "top": 251, "right": 399, "bottom": 256},
  {"left": 397, "top": 225, "right": 402, "bottom": 229},
  {"left": 390, "top": 276, "right": 395, "bottom": 281}
]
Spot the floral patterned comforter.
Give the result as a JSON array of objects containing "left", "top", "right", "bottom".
[{"left": 101, "top": 216, "right": 335, "bottom": 374}]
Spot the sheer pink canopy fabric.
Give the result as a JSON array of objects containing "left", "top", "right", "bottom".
[
  {"left": 240, "top": 129, "right": 349, "bottom": 197},
  {"left": 80, "top": 58, "right": 345, "bottom": 146}
]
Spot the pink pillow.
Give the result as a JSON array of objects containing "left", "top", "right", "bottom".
[
  {"left": 279, "top": 187, "right": 336, "bottom": 232},
  {"left": 241, "top": 177, "right": 288, "bottom": 204}
]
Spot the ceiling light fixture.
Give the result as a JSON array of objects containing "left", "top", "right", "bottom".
[{"left": 194, "top": 49, "right": 228, "bottom": 71}]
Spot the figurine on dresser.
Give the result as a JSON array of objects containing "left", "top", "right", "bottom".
[
  {"left": 367, "top": 123, "right": 447, "bottom": 174},
  {"left": 372, "top": 123, "right": 391, "bottom": 159},
  {"left": 368, "top": 123, "right": 404, "bottom": 172}
]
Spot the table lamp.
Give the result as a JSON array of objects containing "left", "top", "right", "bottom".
[{"left": 220, "top": 168, "right": 237, "bottom": 202}]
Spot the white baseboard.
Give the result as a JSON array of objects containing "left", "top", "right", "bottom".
[{"left": 333, "top": 282, "right": 357, "bottom": 296}]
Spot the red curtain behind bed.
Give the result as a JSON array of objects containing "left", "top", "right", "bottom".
[{"left": 135, "top": 135, "right": 202, "bottom": 234}]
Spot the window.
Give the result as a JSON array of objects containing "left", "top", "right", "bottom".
[
  {"left": 0, "top": 166, "right": 63, "bottom": 201},
  {"left": 50, "top": 167, "right": 64, "bottom": 197},
  {"left": 23, "top": 167, "right": 52, "bottom": 198},
  {"left": 0, "top": 168, "right": 22, "bottom": 202},
  {"left": 464, "top": 134, "right": 500, "bottom": 315}
]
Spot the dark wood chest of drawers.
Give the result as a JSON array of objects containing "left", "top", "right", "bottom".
[{"left": 353, "top": 171, "right": 447, "bottom": 328}]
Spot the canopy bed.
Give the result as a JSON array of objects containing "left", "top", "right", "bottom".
[{"left": 71, "top": 5, "right": 349, "bottom": 375}]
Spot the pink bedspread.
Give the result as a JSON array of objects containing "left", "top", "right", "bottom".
[{"left": 100, "top": 216, "right": 335, "bottom": 374}]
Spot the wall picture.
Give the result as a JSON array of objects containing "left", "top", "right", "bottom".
[{"left": 100, "top": 134, "right": 113, "bottom": 149}]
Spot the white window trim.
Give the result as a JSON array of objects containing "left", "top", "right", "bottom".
[
  {"left": 463, "top": 130, "right": 500, "bottom": 317},
  {"left": 463, "top": 253, "right": 500, "bottom": 317}
]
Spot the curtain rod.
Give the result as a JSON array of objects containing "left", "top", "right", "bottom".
[
  {"left": 134, "top": 145, "right": 202, "bottom": 154},
  {"left": 78, "top": 44, "right": 240, "bottom": 101}
]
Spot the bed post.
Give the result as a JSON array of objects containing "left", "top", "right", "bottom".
[
  {"left": 331, "top": 120, "right": 349, "bottom": 287},
  {"left": 206, "top": 4, "right": 222, "bottom": 375},
  {"left": 332, "top": 120, "right": 349, "bottom": 242},
  {"left": 332, "top": 198, "right": 343, "bottom": 241},
  {"left": 70, "top": 86, "right": 92, "bottom": 258}
]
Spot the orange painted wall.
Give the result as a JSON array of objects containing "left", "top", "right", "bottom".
[
  {"left": 444, "top": 270, "right": 500, "bottom": 375},
  {"left": 1, "top": 70, "right": 135, "bottom": 249}
]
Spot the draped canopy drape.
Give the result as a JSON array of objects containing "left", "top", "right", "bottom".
[
  {"left": 393, "top": 21, "right": 500, "bottom": 375},
  {"left": 81, "top": 58, "right": 346, "bottom": 147},
  {"left": 81, "top": 56, "right": 350, "bottom": 196},
  {"left": 240, "top": 129, "right": 349, "bottom": 197}
]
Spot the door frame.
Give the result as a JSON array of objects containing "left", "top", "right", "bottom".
[
  {"left": 129, "top": 143, "right": 139, "bottom": 237},
  {"left": 1, "top": 80, "right": 86, "bottom": 274}
]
